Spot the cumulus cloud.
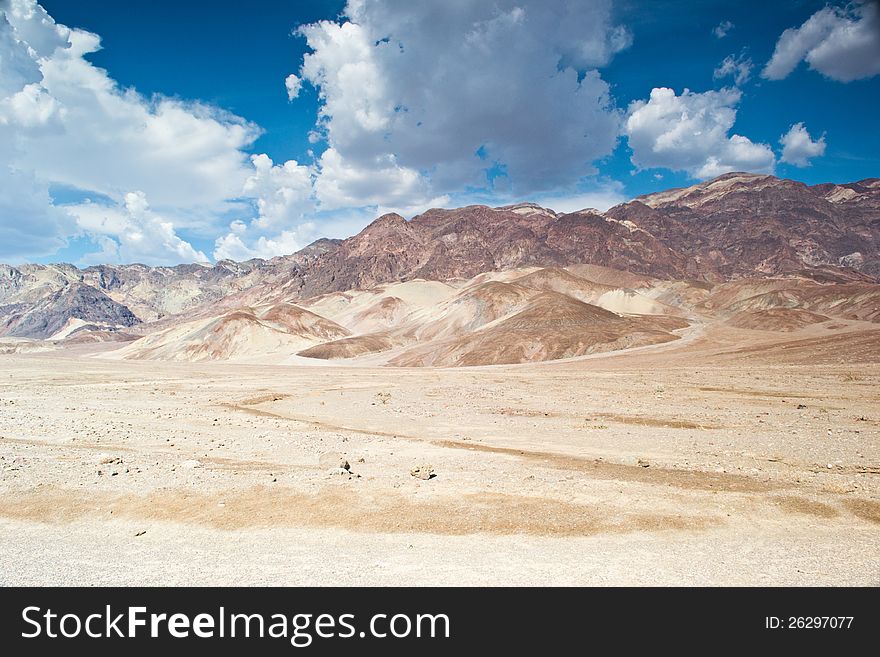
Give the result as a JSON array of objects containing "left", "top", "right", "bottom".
[
  {"left": 763, "top": 2, "right": 880, "bottom": 82},
  {"left": 243, "top": 154, "right": 314, "bottom": 229},
  {"left": 534, "top": 183, "right": 628, "bottom": 213},
  {"left": 0, "top": 0, "right": 265, "bottom": 264},
  {"left": 3, "top": 0, "right": 643, "bottom": 264},
  {"left": 713, "top": 20, "right": 734, "bottom": 39},
  {"left": 0, "top": 162, "right": 73, "bottom": 260},
  {"left": 284, "top": 73, "right": 302, "bottom": 101},
  {"left": 294, "top": 0, "right": 630, "bottom": 206},
  {"left": 313, "top": 147, "right": 447, "bottom": 212},
  {"left": 0, "top": 9, "right": 73, "bottom": 259},
  {"left": 210, "top": 154, "right": 318, "bottom": 260},
  {"left": 213, "top": 225, "right": 317, "bottom": 262},
  {"left": 212, "top": 205, "right": 386, "bottom": 262},
  {"left": 624, "top": 87, "right": 775, "bottom": 179},
  {"left": 779, "top": 122, "right": 827, "bottom": 167},
  {"left": 71, "top": 192, "right": 208, "bottom": 265},
  {"left": 714, "top": 53, "right": 752, "bottom": 86}
]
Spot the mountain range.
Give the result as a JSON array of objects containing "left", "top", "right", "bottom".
[{"left": 1, "top": 172, "right": 878, "bottom": 362}]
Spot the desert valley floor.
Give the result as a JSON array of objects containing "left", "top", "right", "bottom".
[{"left": 1, "top": 318, "right": 878, "bottom": 586}]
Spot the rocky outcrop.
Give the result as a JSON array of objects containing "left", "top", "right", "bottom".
[{"left": 5, "top": 283, "right": 140, "bottom": 339}]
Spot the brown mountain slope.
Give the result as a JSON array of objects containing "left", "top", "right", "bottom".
[
  {"left": 707, "top": 279, "right": 880, "bottom": 322},
  {"left": 726, "top": 309, "right": 831, "bottom": 332},
  {"left": 286, "top": 173, "right": 878, "bottom": 300},
  {"left": 294, "top": 203, "right": 689, "bottom": 298},
  {"left": 388, "top": 292, "right": 687, "bottom": 367},
  {"left": 612, "top": 173, "right": 880, "bottom": 280},
  {"left": 258, "top": 303, "right": 350, "bottom": 340}
]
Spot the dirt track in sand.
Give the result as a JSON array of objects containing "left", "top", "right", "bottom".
[{"left": 0, "top": 321, "right": 878, "bottom": 585}]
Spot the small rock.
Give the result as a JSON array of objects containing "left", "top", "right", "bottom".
[
  {"left": 319, "top": 452, "right": 350, "bottom": 471},
  {"left": 796, "top": 404, "right": 807, "bottom": 410},
  {"left": 181, "top": 459, "right": 202, "bottom": 469},
  {"left": 410, "top": 464, "right": 434, "bottom": 480},
  {"left": 637, "top": 459, "right": 650, "bottom": 468},
  {"left": 134, "top": 530, "right": 146, "bottom": 537},
  {"left": 327, "top": 467, "right": 351, "bottom": 477}
]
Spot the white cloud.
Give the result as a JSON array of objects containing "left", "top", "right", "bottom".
[
  {"left": 713, "top": 20, "right": 734, "bottom": 39},
  {"left": 763, "top": 2, "right": 880, "bottom": 82},
  {"left": 0, "top": 9, "right": 74, "bottom": 260},
  {"left": 295, "top": 0, "right": 629, "bottom": 205},
  {"left": 213, "top": 225, "right": 316, "bottom": 261},
  {"left": 714, "top": 53, "right": 752, "bottom": 86},
  {"left": 25, "top": 36, "right": 260, "bottom": 212},
  {"left": 284, "top": 73, "right": 302, "bottom": 101},
  {"left": 243, "top": 154, "right": 314, "bottom": 229},
  {"left": 0, "top": 160, "right": 73, "bottom": 260},
  {"left": 533, "top": 181, "right": 627, "bottom": 213},
  {"left": 0, "top": 0, "right": 264, "bottom": 264},
  {"left": 624, "top": 87, "right": 775, "bottom": 179},
  {"left": 779, "top": 122, "right": 826, "bottom": 167},
  {"left": 3, "top": 1, "right": 640, "bottom": 265},
  {"left": 313, "top": 147, "right": 443, "bottom": 211},
  {"left": 71, "top": 191, "right": 208, "bottom": 265},
  {"left": 210, "top": 154, "right": 319, "bottom": 260}
]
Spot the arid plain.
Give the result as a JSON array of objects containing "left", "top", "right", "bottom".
[{"left": 1, "top": 316, "right": 877, "bottom": 586}]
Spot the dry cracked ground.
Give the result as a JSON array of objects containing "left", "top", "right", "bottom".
[{"left": 0, "top": 324, "right": 878, "bottom": 586}]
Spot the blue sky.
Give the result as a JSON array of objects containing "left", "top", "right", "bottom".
[{"left": 1, "top": 0, "right": 878, "bottom": 265}]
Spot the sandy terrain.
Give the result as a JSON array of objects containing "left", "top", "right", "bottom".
[{"left": 0, "top": 319, "right": 878, "bottom": 586}]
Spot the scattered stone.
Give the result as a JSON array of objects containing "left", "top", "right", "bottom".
[
  {"left": 637, "top": 459, "right": 650, "bottom": 468},
  {"left": 410, "top": 464, "right": 434, "bottom": 480},
  {"left": 319, "top": 452, "right": 350, "bottom": 471},
  {"left": 181, "top": 459, "right": 202, "bottom": 469},
  {"left": 98, "top": 454, "right": 122, "bottom": 465},
  {"left": 796, "top": 404, "right": 807, "bottom": 409},
  {"left": 327, "top": 467, "right": 351, "bottom": 477},
  {"left": 135, "top": 530, "right": 146, "bottom": 537}
]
